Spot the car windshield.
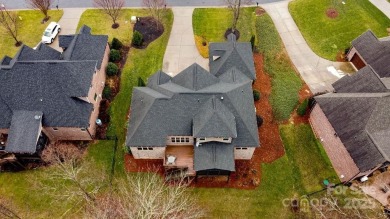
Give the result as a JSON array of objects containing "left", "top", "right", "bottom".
[{"left": 43, "top": 31, "right": 51, "bottom": 37}]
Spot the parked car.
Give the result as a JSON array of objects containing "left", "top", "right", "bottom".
[{"left": 41, "top": 22, "right": 61, "bottom": 44}]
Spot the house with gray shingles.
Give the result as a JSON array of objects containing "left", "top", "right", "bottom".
[
  {"left": 126, "top": 34, "right": 259, "bottom": 176},
  {"left": 0, "top": 25, "right": 109, "bottom": 155},
  {"left": 310, "top": 65, "right": 390, "bottom": 182}
]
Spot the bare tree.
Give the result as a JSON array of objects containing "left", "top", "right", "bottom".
[
  {"left": 25, "top": 0, "right": 52, "bottom": 21},
  {"left": 225, "top": 0, "right": 253, "bottom": 33},
  {"left": 0, "top": 4, "right": 21, "bottom": 46},
  {"left": 0, "top": 198, "right": 21, "bottom": 219},
  {"left": 142, "top": 0, "right": 166, "bottom": 29},
  {"left": 93, "top": 0, "right": 124, "bottom": 28},
  {"left": 85, "top": 172, "right": 205, "bottom": 219}
]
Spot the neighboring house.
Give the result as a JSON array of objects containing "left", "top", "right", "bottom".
[
  {"left": 0, "top": 25, "right": 109, "bottom": 155},
  {"left": 310, "top": 65, "right": 390, "bottom": 182},
  {"left": 347, "top": 30, "right": 390, "bottom": 76},
  {"left": 126, "top": 34, "right": 259, "bottom": 177}
]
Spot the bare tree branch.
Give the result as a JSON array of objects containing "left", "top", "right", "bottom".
[
  {"left": 25, "top": 0, "right": 52, "bottom": 20},
  {"left": 224, "top": 0, "right": 253, "bottom": 32},
  {"left": 142, "top": 0, "right": 166, "bottom": 29},
  {"left": 0, "top": 5, "right": 21, "bottom": 46},
  {"left": 93, "top": 0, "right": 124, "bottom": 28}
]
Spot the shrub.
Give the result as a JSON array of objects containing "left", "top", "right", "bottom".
[
  {"left": 250, "top": 35, "right": 255, "bottom": 51},
  {"left": 137, "top": 77, "right": 146, "bottom": 87},
  {"left": 256, "top": 115, "right": 263, "bottom": 127},
  {"left": 103, "top": 85, "right": 112, "bottom": 99},
  {"left": 297, "top": 99, "right": 309, "bottom": 116},
  {"left": 106, "top": 62, "right": 119, "bottom": 76},
  {"left": 109, "top": 49, "right": 121, "bottom": 62},
  {"left": 132, "top": 31, "right": 143, "bottom": 47},
  {"left": 253, "top": 89, "right": 261, "bottom": 101},
  {"left": 111, "top": 37, "right": 123, "bottom": 50}
]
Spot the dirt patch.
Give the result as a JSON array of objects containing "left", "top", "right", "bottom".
[
  {"left": 224, "top": 28, "right": 240, "bottom": 40},
  {"left": 124, "top": 154, "right": 165, "bottom": 175},
  {"left": 326, "top": 8, "right": 339, "bottom": 19},
  {"left": 133, "top": 17, "right": 164, "bottom": 49},
  {"left": 255, "top": 8, "right": 266, "bottom": 16},
  {"left": 286, "top": 84, "right": 312, "bottom": 125}
]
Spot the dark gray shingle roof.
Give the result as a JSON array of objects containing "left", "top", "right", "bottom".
[
  {"left": 332, "top": 66, "right": 388, "bottom": 93},
  {"left": 209, "top": 33, "right": 255, "bottom": 80},
  {"left": 59, "top": 35, "right": 75, "bottom": 48},
  {"left": 194, "top": 143, "right": 235, "bottom": 171},
  {"left": 17, "top": 44, "right": 61, "bottom": 61},
  {"left": 1, "top": 55, "right": 12, "bottom": 65},
  {"left": 5, "top": 111, "right": 42, "bottom": 154},
  {"left": 352, "top": 30, "right": 390, "bottom": 78}
]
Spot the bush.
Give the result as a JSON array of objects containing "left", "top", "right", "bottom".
[
  {"left": 109, "top": 49, "right": 121, "bottom": 62},
  {"left": 132, "top": 31, "right": 143, "bottom": 47},
  {"left": 253, "top": 89, "right": 261, "bottom": 101},
  {"left": 103, "top": 85, "right": 112, "bottom": 99},
  {"left": 111, "top": 37, "right": 123, "bottom": 50},
  {"left": 297, "top": 99, "right": 309, "bottom": 116},
  {"left": 256, "top": 115, "right": 263, "bottom": 127},
  {"left": 106, "top": 62, "right": 119, "bottom": 76},
  {"left": 137, "top": 77, "right": 146, "bottom": 87},
  {"left": 250, "top": 35, "right": 255, "bottom": 51}
]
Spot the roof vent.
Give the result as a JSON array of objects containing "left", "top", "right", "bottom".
[
  {"left": 34, "top": 115, "right": 41, "bottom": 120},
  {"left": 40, "top": 98, "right": 43, "bottom": 102},
  {"left": 220, "top": 96, "right": 224, "bottom": 100}
]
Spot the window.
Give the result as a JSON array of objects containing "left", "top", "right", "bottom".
[
  {"left": 137, "top": 147, "right": 153, "bottom": 150},
  {"left": 170, "top": 137, "right": 192, "bottom": 143},
  {"left": 53, "top": 127, "right": 58, "bottom": 131},
  {"left": 236, "top": 147, "right": 248, "bottom": 150},
  {"left": 94, "top": 93, "right": 98, "bottom": 101},
  {"left": 200, "top": 138, "right": 205, "bottom": 141},
  {"left": 223, "top": 138, "right": 229, "bottom": 141},
  {"left": 81, "top": 128, "right": 86, "bottom": 131}
]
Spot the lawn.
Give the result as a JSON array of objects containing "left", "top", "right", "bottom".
[
  {"left": 0, "top": 10, "right": 63, "bottom": 58},
  {"left": 289, "top": 0, "right": 390, "bottom": 60},
  {"left": 255, "top": 14, "right": 302, "bottom": 121},
  {"left": 192, "top": 7, "right": 256, "bottom": 58}
]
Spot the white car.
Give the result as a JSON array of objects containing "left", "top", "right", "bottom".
[{"left": 41, "top": 22, "right": 61, "bottom": 44}]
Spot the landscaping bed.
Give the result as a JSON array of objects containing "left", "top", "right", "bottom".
[{"left": 133, "top": 16, "right": 164, "bottom": 48}]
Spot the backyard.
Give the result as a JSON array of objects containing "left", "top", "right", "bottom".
[
  {"left": 289, "top": 0, "right": 390, "bottom": 60},
  {"left": 0, "top": 10, "right": 63, "bottom": 58}
]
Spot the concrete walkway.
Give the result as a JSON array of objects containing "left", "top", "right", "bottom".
[
  {"left": 49, "top": 8, "right": 86, "bottom": 51},
  {"left": 262, "top": 1, "right": 344, "bottom": 94},
  {"left": 162, "top": 7, "right": 208, "bottom": 76},
  {"left": 370, "top": 0, "right": 390, "bottom": 18}
]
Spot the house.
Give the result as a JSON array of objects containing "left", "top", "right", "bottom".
[
  {"left": 310, "top": 65, "right": 390, "bottom": 182},
  {"left": 347, "top": 30, "right": 390, "bottom": 77},
  {"left": 126, "top": 34, "right": 259, "bottom": 176},
  {"left": 0, "top": 25, "right": 109, "bottom": 155}
]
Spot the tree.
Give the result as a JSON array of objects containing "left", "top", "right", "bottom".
[
  {"left": 225, "top": 0, "right": 253, "bottom": 33},
  {"left": 93, "top": 0, "right": 124, "bottom": 28},
  {"left": 142, "top": 0, "right": 166, "bottom": 29},
  {"left": 25, "top": 0, "right": 52, "bottom": 21},
  {"left": 0, "top": 4, "right": 21, "bottom": 46}
]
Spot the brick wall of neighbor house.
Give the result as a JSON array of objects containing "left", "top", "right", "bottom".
[
  {"left": 234, "top": 147, "right": 255, "bottom": 159},
  {"left": 42, "top": 127, "right": 92, "bottom": 141},
  {"left": 87, "top": 43, "right": 109, "bottom": 137},
  {"left": 347, "top": 47, "right": 367, "bottom": 70},
  {"left": 130, "top": 146, "right": 166, "bottom": 159},
  {"left": 310, "top": 104, "right": 360, "bottom": 182},
  {"left": 0, "top": 129, "right": 8, "bottom": 135}
]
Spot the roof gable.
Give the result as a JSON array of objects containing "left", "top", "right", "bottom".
[{"left": 171, "top": 63, "right": 219, "bottom": 91}]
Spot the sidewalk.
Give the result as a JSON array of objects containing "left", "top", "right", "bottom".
[
  {"left": 262, "top": 1, "right": 342, "bottom": 94},
  {"left": 162, "top": 7, "right": 208, "bottom": 76},
  {"left": 369, "top": 0, "right": 390, "bottom": 18},
  {"left": 49, "top": 8, "right": 86, "bottom": 51}
]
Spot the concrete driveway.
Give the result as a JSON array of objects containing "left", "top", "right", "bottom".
[{"left": 48, "top": 8, "right": 85, "bottom": 52}]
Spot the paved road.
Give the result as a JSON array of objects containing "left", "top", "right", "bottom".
[{"left": 2, "top": 0, "right": 282, "bottom": 9}]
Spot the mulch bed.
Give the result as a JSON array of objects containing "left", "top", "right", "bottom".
[
  {"left": 133, "top": 17, "right": 164, "bottom": 49},
  {"left": 326, "top": 8, "right": 339, "bottom": 19},
  {"left": 255, "top": 8, "right": 266, "bottom": 16},
  {"left": 124, "top": 154, "right": 165, "bottom": 175}
]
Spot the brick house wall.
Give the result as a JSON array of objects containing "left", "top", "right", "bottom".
[
  {"left": 234, "top": 147, "right": 255, "bottom": 159},
  {"left": 347, "top": 47, "right": 367, "bottom": 70},
  {"left": 309, "top": 104, "right": 360, "bottom": 182},
  {"left": 130, "top": 146, "right": 165, "bottom": 159}
]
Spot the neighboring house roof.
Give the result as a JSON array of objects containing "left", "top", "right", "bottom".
[
  {"left": 209, "top": 33, "right": 256, "bottom": 80},
  {"left": 332, "top": 66, "right": 388, "bottom": 93},
  {"left": 5, "top": 111, "right": 43, "bottom": 154},
  {"left": 126, "top": 64, "right": 259, "bottom": 148},
  {"left": 194, "top": 143, "right": 235, "bottom": 171},
  {"left": 351, "top": 30, "right": 390, "bottom": 78},
  {"left": 316, "top": 66, "right": 390, "bottom": 172},
  {"left": 0, "top": 25, "right": 107, "bottom": 130},
  {"left": 0, "top": 55, "right": 12, "bottom": 65},
  {"left": 59, "top": 35, "right": 75, "bottom": 48}
]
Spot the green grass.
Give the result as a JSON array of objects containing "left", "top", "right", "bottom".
[
  {"left": 193, "top": 7, "right": 256, "bottom": 43},
  {"left": 289, "top": 0, "right": 390, "bottom": 60},
  {"left": 0, "top": 10, "right": 63, "bottom": 58},
  {"left": 255, "top": 14, "right": 302, "bottom": 121},
  {"left": 280, "top": 124, "right": 339, "bottom": 193}
]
